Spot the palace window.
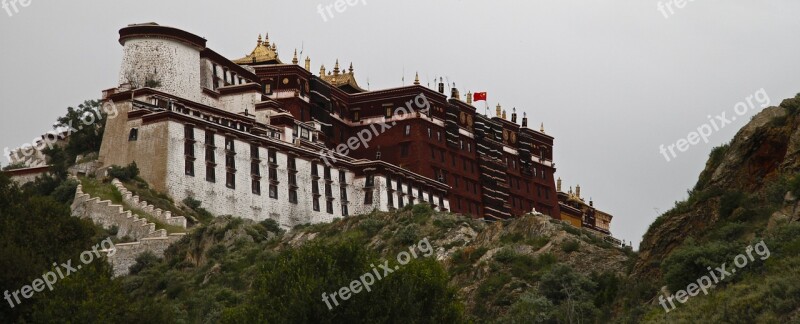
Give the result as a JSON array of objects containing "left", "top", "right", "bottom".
[
  {"left": 400, "top": 143, "right": 409, "bottom": 157},
  {"left": 128, "top": 128, "right": 138, "bottom": 141},
  {"left": 250, "top": 144, "right": 259, "bottom": 160},
  {"left": 427, "top": 127, "right": 431, "bottom": 138},
  {"left": 184, "top": 125, "right": 195, "bottom": 176},
  {"left": 268, "top": 149, "right": 277, "bottom": 164},
  {"left": 385, "top": 107, "right": 393, "bottom": 118},
  {"left": 326, "top": 200, "right": 333, "bottom": 214},
  {"left": 252, "top": 179, "right": 261, "bottom": 195},
  {"left": 269, "top": 184, "right": 278, "bottom": 199},
  {"left": 364, "top": 190, "right": 373, "bottom": 205},
  {"left": 396, "top": 180, "right": 404, "bottom": 208},
  {"left": 289, "top": 189, "right": 298, "bottom": 204},
  {"left": 352, "top": 111, "right": 360, "bottom": 122},
  {"left": 387, "top": 187, "right": 394, "bottom": 209},
  {"left": 206, "top": 165, "right": 215, "bottom": 183},
  {"left": 226, "top": 172, "right": 235, "bottom": 189},
  {"left": 185, "top": 160, "right": 194, "bottom": 177},
  {"left": 405, "top": 125, "right": 411, "bottom": 136}
]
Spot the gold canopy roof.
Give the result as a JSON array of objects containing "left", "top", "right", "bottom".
[
  {"left": 233, "top": 34, "right": 282, "bottom": 65},
  {"left": 319, "top": 60, "right": 365, "bottom": 93}
]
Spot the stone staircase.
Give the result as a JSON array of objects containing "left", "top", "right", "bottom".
[{"left": 70, "top": 178, "right": 187, "bottom": 276}]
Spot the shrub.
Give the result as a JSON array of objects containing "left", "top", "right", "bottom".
[
  {"left": 494, "top": 248, "right": 517, "bottom": 264},
  {"left": 207, "top": 244, "right": 227, "bottom": 260},
  {"left": 359, "top": 218, "right": 386, "bottom": 236},
  {"left": 51, "top": 178, "right": 79, "bottom": 204},
  {"left": 129, "top": 251, "right": 160, "bottom": 275},
  {"left": 719, "top": 191, "right": 746, "bottom": 219},
  {"left": 259, "top": 219, "right": 282, "bottom": 234},
  {"left": 395, "top": 224, "right": 419, "bottom": 246},
  {"left": 661, "top": 238, "right": 743, "bottom": 292},
  {"left": 183, "top": 196, "right": 202, "bottom": 210},
  {"left": 561, "top": 240, "right": 580, "bottom": 253},
  {"left": 108, "top": 162, "right": 139, "bottom": 181},
  {"left": 498, "top": 291, "right": 554, "bottom": 323},
  {"left": 411, "top": 203, "right": 434, "bottom": 223}
]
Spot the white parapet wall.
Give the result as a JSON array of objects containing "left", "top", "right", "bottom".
[
  {"left": 70, "top": 178, "right": 187, "bottom": 276},
  {"left": 111, "top": 178, "right": 187, "bottom": 228},
  {"left": 105, "top": 233, "right": 185, "bottom": 277}
]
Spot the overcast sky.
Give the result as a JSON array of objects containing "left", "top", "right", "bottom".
[{"left": 2, "top": 1, "right": 799, "bottom": 247}]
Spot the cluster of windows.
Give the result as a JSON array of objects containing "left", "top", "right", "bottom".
[
  {"left": 225, "top": 137, "right": 236, "bottom": 189},
  {"left": 268, "top": 149, "right": 278, "bottom": 199},
  {"left": 288, "top": 156, "right": 298, "bottom": 204},
  {"left": 251, "top": 144, "right": 261, "bottom": 195},
  {"left": 205, "top": 131, "right": 216, "bottom": 182},
  {"left": 211, "top": 63, "right": 246, "bottom": 90},
  {"left": 184, "top": 125, "right": 195, "bottom": 176},
  {"left": 339, "top": 170, "right": 349, "bottom": 216},
  {"left": 324, "top": 166, "right": 334, "bottom": 214},
  {"left": 364, "top": 174, "right": 374, "bottom": 205}
]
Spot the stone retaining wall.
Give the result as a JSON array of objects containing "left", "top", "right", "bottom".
[{"left": 111, "top": 178, "right": 187, "bottom": 228}]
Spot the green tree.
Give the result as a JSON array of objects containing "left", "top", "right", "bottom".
[{"left": 222, "top": 238, "right": 464, "bottom": 323}]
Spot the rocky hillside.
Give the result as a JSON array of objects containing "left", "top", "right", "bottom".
[
  {"left": 119, "top": 203, "right": 631, "bottom": 323},
  {"left": 627, "top": 93, "right": 800, "bottom": 322}
]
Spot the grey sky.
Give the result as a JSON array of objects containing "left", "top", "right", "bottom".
[{"left": 2, "top": 1, "right": 799, "bottom": 247}]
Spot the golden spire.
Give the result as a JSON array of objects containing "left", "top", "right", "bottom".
[
  {"left": 557, "top": 177, "right": 562, "bottom": 192},
  {"left": 292, "top": 49, "right": 298, "bottom": 64},
  {"left": 540, "top": 123, "right": 545, "bottom": 133},
  {"left": 496, "top": 103, "right": 502, "bottom": 118},
  {"left": 333, "top": 59, "right": 340, "bottom": 75},
  {"left": 349, "top": 62, "right": 354, "bottom": 74},
  {"left": 233, "top": 33, "right": 282, "bottom": 64},
  {"left": 305, "top": 56, "right": 311, "bottom": 71},
  {"left": 466, "top": 91, "right": 472, "bottom": 104},
  {"left": 413, "top": 72, "right": 420, "bottom": 85},
  {"left": 320, "top": 64, "right": 326, "bottom": 76},
  {"left": 502, "top": 110, "right": 507, "bottom": 120}
]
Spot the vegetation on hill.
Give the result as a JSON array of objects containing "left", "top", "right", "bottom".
[
  {"left": 623, "top": 93, "right": 800, "bottom": 322},
  {"left": 7, "top": 94, "right": 800, "bottom": 323}
]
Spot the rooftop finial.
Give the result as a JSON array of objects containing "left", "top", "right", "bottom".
[
  {"left": 265, "top": 33, "right": 269, "bottom": 44},
  {"left": 540, "top": 122, "right": 545, "bottom": 133},
  {"left": 414, "top": 72, "right": 420, "bottom": 85},
  {"left": 496, "top": 103, "right": 502, "bottom": 118},
  {"left": 333, "top": 59, "right": 340, "bottom": 75},
  {"left": 257, "top": 34, "right": 263, "bottom": 45},
  {"left": 466, "top": 91, "right": 473, "bottom": 104},
  {"left": 292, "top": 49, "right": 298, "bottom": 64},
  {"left": 502, "top": 109, "right": 507, "bottom": 120},
  {"left": 305, "top": 56, "right": 311, "bottom": 71},
  {"left": 349, "top": 62, "right": 354, "bottom": 73},
  {"left": 320, "top": 64, "right": 326, "bottom": 76}
]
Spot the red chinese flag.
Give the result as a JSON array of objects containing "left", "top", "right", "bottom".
[{"left": 473, "top": 92, "right": 487, "bottom": 102}]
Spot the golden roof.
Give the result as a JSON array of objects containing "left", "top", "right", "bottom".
[
  {"left": 233, "top": 34, "right": 282, "bottom": 65},
  {"left": 319, "top": 60, "right": 365, "bottom": 93}
]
